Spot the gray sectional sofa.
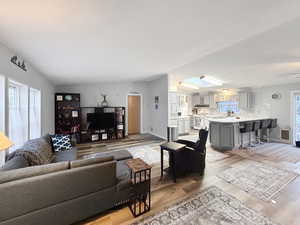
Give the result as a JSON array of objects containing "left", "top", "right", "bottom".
[{"left": 0, "top": 135, "right": 133, "bottom": 225}]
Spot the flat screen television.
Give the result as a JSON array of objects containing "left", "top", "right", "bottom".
[
  {"left": 96, "top": 113, "right": 115, "bottom": 129},
  {"left": 87, "top": 113, "right": 115, "bottom": 130}
]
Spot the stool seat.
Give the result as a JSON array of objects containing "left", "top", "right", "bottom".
[{"left": 240, "top": 122, "right": 253, "bottom": 133}]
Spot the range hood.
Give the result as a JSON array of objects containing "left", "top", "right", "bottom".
[{"left": 194, "top": 104, "right": 209, "bottom": 108}]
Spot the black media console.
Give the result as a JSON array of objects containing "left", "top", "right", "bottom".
[{"left": 80, "top": 107, "right": 125, "bottom": 143}]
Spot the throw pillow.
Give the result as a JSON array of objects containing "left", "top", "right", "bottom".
[{"left": 50, "top": 134, "right": 72, "bottom": 152}]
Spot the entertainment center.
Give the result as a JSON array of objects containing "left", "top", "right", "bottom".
[
  {"left": 55, "top": 93, "right": 125, "bottom": 143},
  {"left": 80, "top": 106, "right": 125, "bottom": 143}
]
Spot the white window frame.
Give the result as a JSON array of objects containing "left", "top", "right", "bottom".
[
  {"left": 8, "top": 79, "right": 29, "bottom": 152},
  {"left": 29, "top": 87, "right": 41, "bottom": 139}
]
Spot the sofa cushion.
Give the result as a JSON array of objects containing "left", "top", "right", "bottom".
[
  {"left": 53, "top": 147, "right": 78, "bottom": 163},
  {"left": 0, "top": 156, "right": 29, "bottom": 171},
  {"left": 50, "top": 134, "right": 72, "bottom": 152},
  {"left": 0, "top": 161, "right": 69, "bottom": 184},
  {"left": 116, "top": 160, "right": 131, "bottom": 191},
  {"left": 0, "top": 161, "right": 117, "bottom": 222},
  {"left": 6, "top": 136, "right": 55, "bottom": 166},
  {"left": 70, "top": 156, "right": 114, "bottom": 168}
]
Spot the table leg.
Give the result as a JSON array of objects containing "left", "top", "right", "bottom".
[
  {"left": 160, "top": 148, "right": 164, "bottom": 179},
  {"left": 171, "top": 151, "right": 176, "bottom": 183}
]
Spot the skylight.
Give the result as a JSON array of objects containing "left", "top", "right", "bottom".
[{"left": 183, "top": 76, "right": 223, "bottom": 88}]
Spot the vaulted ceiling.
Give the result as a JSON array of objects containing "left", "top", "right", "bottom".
[{"left": 1, "top": 0, "right": 300, "bottom": 85}]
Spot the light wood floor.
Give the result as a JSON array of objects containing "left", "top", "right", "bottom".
[{"left": 77, "top": 140, "right": 300, "bottom": 225}]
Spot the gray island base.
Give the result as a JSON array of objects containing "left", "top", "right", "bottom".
[{"left": 209, "top": 117, "right": 275, "bottom": 151}]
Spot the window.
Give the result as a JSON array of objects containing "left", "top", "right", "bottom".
[
  {"left": 217, "top": 101, "right": 239, "bottom": 113},
  {"left": 8, "top": 80, "right": 28, "bottom": 151},
  {"left": 29, "top": 88, "right": 41, "bottom": 139}
]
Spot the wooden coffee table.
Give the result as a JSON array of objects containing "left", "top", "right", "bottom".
[{"left": 126, "top": 158, "right": 152, "bottom": 217}]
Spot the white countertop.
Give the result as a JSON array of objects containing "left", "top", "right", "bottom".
[{"left": 208, "top": 117, "right": 274, "bottom": 123}]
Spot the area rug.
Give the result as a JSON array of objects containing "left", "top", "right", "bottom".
[
  {"left": 132, "top": 186, "right": 279, "bottom": 225},
  {"left": 217, "top": 160, "right": 298, "bottom": 202},
  {"left": 126, "top": 145, "right": 169, "bottom": 166},
  {"left": 77, "top": 135, "right": 164, "bottom": 159}
]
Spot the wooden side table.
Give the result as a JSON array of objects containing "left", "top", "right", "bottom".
[
  {"left": 126, "top": 158, "right": 152, "bottom": 217},
  {"left": 160, "top": 142, "right": 186, "bottom": 182}
]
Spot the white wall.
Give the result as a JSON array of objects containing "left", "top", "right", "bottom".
[
  {"left": 0, "top": 43, "right": 55, "bottom": 136},
  {"left": 0, "top": 42, "right": 55, "bottom": 165},
  {"left": 253, "top": 82, "right": 300, "bottom": 141},
  {"left": 56, "top": 74, "right": 169, "bottom": 139},
  {"left": 56, "top": 81, "right": 150, "bottom": 135},
  {"left": 147, "top": 75, "right": 168, "bottom": 139}
]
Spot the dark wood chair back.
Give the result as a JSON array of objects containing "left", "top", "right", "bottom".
[{"left": 195, "top": 129, "right": 208, "bottom": 152}]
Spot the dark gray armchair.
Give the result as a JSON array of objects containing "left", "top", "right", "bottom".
[{"left": 174, "top": 129, "right": 208, "bottom": 176}]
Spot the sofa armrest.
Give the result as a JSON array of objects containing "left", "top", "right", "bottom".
[{"left": 0, "top": 156, "right": 29, "bottom": 171}]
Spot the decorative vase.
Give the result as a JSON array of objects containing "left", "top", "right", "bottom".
[{"left": 101, "top": 94, "right": 108, "bottom": 107}]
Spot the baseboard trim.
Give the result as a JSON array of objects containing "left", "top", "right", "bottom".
[{"left": 148, "top": 132, "right": 167, "bottom": 140}]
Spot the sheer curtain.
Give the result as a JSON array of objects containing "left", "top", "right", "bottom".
[
  {"left": 29, "top": 88, "right": 41, "bottom": 139},
  {"left": 8, "top": 80, "right": 28, "bottom": 152}
]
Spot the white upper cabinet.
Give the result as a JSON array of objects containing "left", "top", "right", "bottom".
[
  {"left": 203, "top": 95, "right": 210, "bottom": 105},
  {"left": 192, "top": 93, "right": 200, "bottom": 107},
  {"left": 169, "top": 92, "right": 192, "bottom": 118},
  {"left": 209, "top": 94, "right": 218, "bottom": 109},
  {"left": 238, "top": 92, "right": 254, "bottom": 109}
]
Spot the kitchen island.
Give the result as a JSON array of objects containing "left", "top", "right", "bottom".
[{"left": 209, "top": 117, "right": 275, "bottom": 151}]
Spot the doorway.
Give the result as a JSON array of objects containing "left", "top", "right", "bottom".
[{"left": 128, "top": 95, "right": 141, "bottom": 134}]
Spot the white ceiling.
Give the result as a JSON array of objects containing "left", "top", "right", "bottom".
[
  {"left": 171, "top": 16, "right": 300, "bottom": 92},
  {"left": 1, "top": 0, "right": 300, "bottom": 85}
]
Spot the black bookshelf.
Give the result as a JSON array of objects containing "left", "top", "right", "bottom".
[
  {"left": 55, "top": 93, "right": 81, "bottom": 139},
  {"left": 80, "top": 107, "right": 126, "bottom": 143}
]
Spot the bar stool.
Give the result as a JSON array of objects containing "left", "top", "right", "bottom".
[
  {"left": 253, "top": 120, "right": 262, "bottom": 145},
  {"left": 261, "top": 119, "right": 271, "bottom": 142},
  {"left": 239, "top": 121, "right": 254, "bottom": 149},
  {"left": 267, "top": 119, "right": 277, "bottom": 142}
]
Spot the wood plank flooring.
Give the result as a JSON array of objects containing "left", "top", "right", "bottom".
[{"left": 77, "top": 137, "right": 300, "bottom": 225}]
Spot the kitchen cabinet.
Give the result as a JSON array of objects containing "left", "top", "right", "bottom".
[
  {"left": 178, "top": 117, "right": 190, "bottom": 135},
  {"left": 209, "top": 94, "right": 217, "bottom": 109},
  {"left": 193, "top": 116, "right": 202, "bottom": 129},
  {"left": 168, "top": 92, "right": 179, "bottom": 119},
  {"left": 192, "top": 93, "right": 201, "bottom": 107},
  {"left": 239, "top": 92, "right": 254, "bottom": 109},
  {"left": 209, "top": 122, "right": 239, "bottom": 151},
  {"left": 203, "top": 95, "right": 210, "bottom": 105}
]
